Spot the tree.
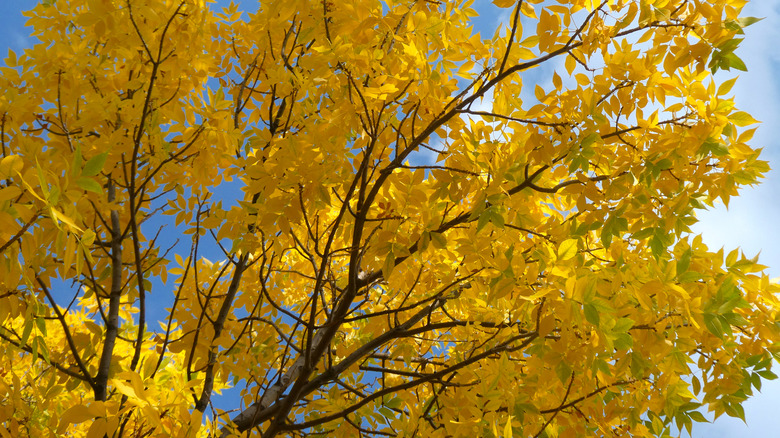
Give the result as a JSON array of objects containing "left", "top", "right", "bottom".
[{"left": 0, "top": 0, "right": 777, "bottom": 436}]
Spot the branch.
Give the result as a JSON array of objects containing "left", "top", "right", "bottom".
[
  {"left": 499, "top": 0, "right": 524, "bottom": 74},
  {"left": 539, "top": 378, "right": 641, "bottom": 414},
  {"left": 0, "top": 320, "right": 89, "bottom": 382},
  {"left": 94, "top": 178, "right": 123, "bottom": 401},
  {"left": 36, "top": 277, "right": 96, "bottom": 389},
  {"left": 534, "top": 373, "right": 575, "bottom": 438},
  {"left": 285, "top": 333, "right": 538, "bottom": 431},
  {"left": 458, "top": 109, "right": 572, "bottom": 127},
  {"left": 221, "top": 282, "right": 462, "bottom": 435},
  {"left": 194, "top": 254, "right": 249, "bottom": 412},
  {"left": 0, "top": 211, "right": 40, "bottom": 254}
]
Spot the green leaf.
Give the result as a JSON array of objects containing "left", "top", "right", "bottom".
[
  {"left": 383, "top": 251, "right": 396, "bottom": 278},
  {"left": 593, "top": 358, "right": 611, "bottom": 377},
  {"left": 718, "top": 38, "right": 742, "bottom": 53},
  {"left": 725, "top": 403, "right": 746, "bottom": 422},
  {"left": 580, "top": 132, "right": 600, "bottom": 149},
  {"left": 555, "top": 360, "right": 572, "bottom": 383},
  {"left": 724, "top": 19, "right": 743, "bottom": 34},
  {"left": 419, "top": 231, "right": 431, "bottom": 252},
  {"left": 76, "top": 177, "right": 103, "bottom": 193},
  {"left": 584, "top": 303, "right": 600, "bottom": 326},
  {"left": 20, "top": 319, "right": 34, "bottom": 347},
  {"left": 601, "top": 226, "right": 613, "bottom": 249},
  {"left": 723, "top": 52, "right": 747, "bottom": 72},
  {"left": 738, "top": 16, "right": 764, "bottom": 28},
  {"left": 35, "top": 335, "right": 50, "bottom": 363},
  {"left": 688, "top": 411, "right": 708, "bottom": 423},
  {"left": 630, "top": 351, "right": 648, "bottom": 377},
  {"left": 71, "top": 146, "right": 83, "bottom": 177},
  {"left": 612, "top": 317, "right": 634, "bottom": 333},
  {"left": 703, "top": 313, "right": 724, "bottom": 339},
  {"left": 696, "top": 138, "right": 729, "bottom": 158},
  {"left": 477, "top": 210, "right": 491, "bottom": 232},
  {"left": 717, "top": 296, "right": 742, "bottom": 314},
  {"left": 750, "top": 372, "right": 762, "bottom": 391},
  {"left": 385, "top": 396, "right": 402, "bottom": 410},
  {"left": 82, "top": 152, "right": 108, "bottom": 177},
  {"left": 430, "top": 232, "right": 447, "bottom": 249},
  {"left": 631, "top": 227, "right": 654, "bottom": 241},
  {"left": 35, "top": 316, "right": 47, "bottom": 336},
  {"left": 613, "top": 333, "right": 633, "bottom": 350},
  {"left": 316, "top": 184, "right": 331, "bottom": 206},
  {"left": 676, "top": 247, "right": 692, "bottom": 275},
  {"left": 31, "top": 336, "right": 39, "bottom": 364},
  {"left": 488, "top": 208, "right": 505, "bottom": 229},
  {"left": 477, "top": 206, "right": 504, "bottom": 231},
  {"left": 649, "top": 235, "right": 665, "bottom": 260}
]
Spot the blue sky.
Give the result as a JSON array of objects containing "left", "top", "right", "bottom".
[
  {"left": 686, "top": 0, "right": 780, "bottom": 436},
  {"left": 0, "top": 1, "right": 778, "bottom": 436}
]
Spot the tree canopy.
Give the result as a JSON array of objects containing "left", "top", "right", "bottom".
[{"left": 0, "top": 0, "right": 778, "bottom": 437}]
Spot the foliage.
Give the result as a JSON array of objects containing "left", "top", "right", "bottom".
[{"left": 0, "top": 0, "right": 778, "bottom": 437}]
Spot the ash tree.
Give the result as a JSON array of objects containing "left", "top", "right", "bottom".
[{"left": 0, "top": 0, "right": 777, "bottom": 437}]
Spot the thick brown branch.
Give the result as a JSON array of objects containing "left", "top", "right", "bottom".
[
  {"left": 285, "top": 333, "right": 538, "bottom": 431},
  {"left": 94, "top": 179, "right": 123, "bottom": 401}
]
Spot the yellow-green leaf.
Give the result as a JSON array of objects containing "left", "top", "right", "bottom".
[
  {"left": 81, "top": 153, "right": 108, "bottom": 177},
  {"left": 557, "top": 239, "right": 578, "bottom": 261},
  {"left": 0, "top": 155, "right": 23, "bottom": 177},
  {"left": 729, "top": 111, "right": 759, "bottom": 127}
]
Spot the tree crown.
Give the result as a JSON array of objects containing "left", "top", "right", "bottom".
[{"left": 0, "top": 0, "right": 777, "bottom": 437}]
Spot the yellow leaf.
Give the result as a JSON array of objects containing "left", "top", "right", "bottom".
[
  {"left": 402, "top": 42, "right": 418, "bottom": 58},
  {"left": 729, "top": 111, "right": 759, "bottom": 127},
  {"left": 520, "top": 1, "right": 536, "bottom": 18},
  {"left": 668, "top": 283, "right": 690, "bottom": 299},
  {"left": 0, "top": 186, "right": 22, "bottom": 202},
  {"left": 717, "top": 77, "right": 738, "bottom": 96},
  {"left": 113, "top": 379, "right": 138, "bottom": 399},
  {"left": 0, "top": 155, "right": 23, "bottom": 177},
  {"left": 6, "top": 49, "right": 17, "bottom": 68},
  {"left": 557, "top": 239, "right": 578, "bottom": 261},
  {"left": 81, "top": 229, "right": 96, "bottom": 246},
  {"left": 50, "top": 206, "right": 83, "bottom": 232},
  {"left": 116, "top": 370, "right": 149, "bottom": 403},
  {"left": 637, "top": 281, "right": 660, "bottom": 310},
  {"left": 86, "top": 401, "right": 106, "bottom": 417},
  {"left": 2, "top": 1, "right": 775, "bottom": 435},
  {"left": 86, "top": 418, "right": 108, "bottom": 438},
  {"left": 565, "top": 55, "right": 576, "bottom": 75},
  {"left": 515, "top": 47, "right": 536, "bottom": 60},
  {"left": 58, "top": 404, "right": 94, "bottom": 434}
]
